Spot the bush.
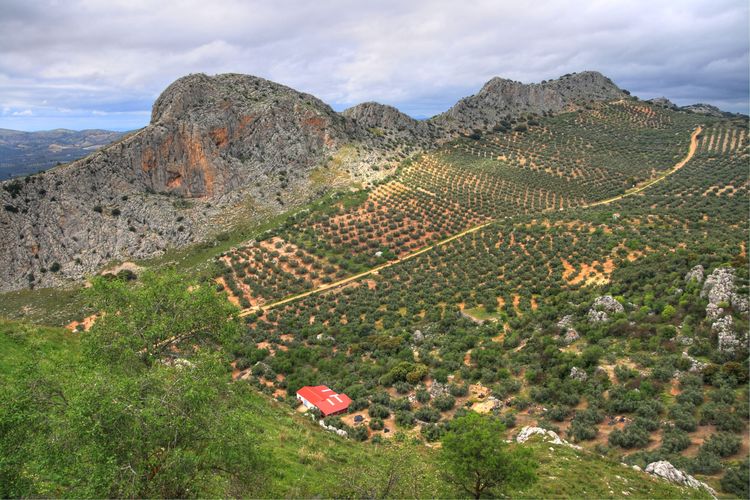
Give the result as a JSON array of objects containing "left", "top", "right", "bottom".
[
  {"left": 415, "top": 388, "right": 430, "bottom": 404},
  {"left": 716, "top": 412, "right": 745, "bottom": 433},
  {"left": 432, "top": 394, "right": 456, "bottom": 411},
  {"left": 545, "top": 405, "right": 571, "bottom": 422},
  {"left": 689, "top": 450, "right": 722, "bottom": 475},
  {"left": 721, "top": 458, "right": 749, "bottom": 497},
  {"left": 608, "top": 423, "right": 650, "bottom": 449},
  {"left": 669, "top": 405, "right": 697, "bottom": 432},
  {"left": 368, "top": 404, "right": 391, "bottom": 419},
  {"left": 369, "top": 417, "right": 384, "bottom": 431},
  {"left": 350, "top": 426, "right": 369, "bottom": 442},
  {"left": 499, "top": 412, "right": 516, "bottom": 429},
  {"left": 415, "top": 406, "right": 441, "bottom": 423},
  {"left": 49, "top": 262, "right": 61, "bottom": 273},
  {"left": 395, "top": 410, "right": 415, "bottom": 427},
  {"left": 701, "top": 432, "right": 741, "bottom": 458},
  {"left": 448, "top": 383, "right": 469, "bottom": 397},
  {"left": 660, "top": 426, "right": 690, "bottom": 453},
  {"left": 421, "top": 423, "right": 444, "bottom": 442}
]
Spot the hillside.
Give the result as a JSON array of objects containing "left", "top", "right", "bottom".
[
  {"left": 0, "top": 71, "right": 747, "bottom": 498},
  {"left": 0, "top": 128, "right": 125, "bottom": 180},
  {"left": 0, "top": 319, "right": 712, "bottom": 498},
  {"left": 0, "top": 71, "right": 627, "bottom": 292}
]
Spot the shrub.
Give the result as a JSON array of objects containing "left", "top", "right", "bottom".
[
  {"left": 420, "top": 423, "right": 444, "bottom": 442},
  {"left": 415, "top": 388, "right": 431, "bottom": 404},
  {"left": 721, "top": 458, "right": 749, "bottom": 497},
  {"left": 395, "top": 410, "right": 415, "bottom": 427},
  {"left": 350, "top": 426, "right": 369, "bottom": 442},
  {"left": 448, "top": 383, "right": 469, "bottom": 397},
  {"left": 716, "top": 412, "right": 745, "bottom": 433},
  {"left": 368, "top": 404, "right": 390, "bottom": 419},
  {"left": 660, "top": 426, "right": 690, "bottom": 453},
  {"left": 608, "top": 423, "right": 650, "bottom": 449},
  {"left": 369, "top": 417, "right": 384, "bottom": 431},
  {"left": 49, "top": 262, "right": 61, "bottom": 273},
  {"left": 689, "top": 450, "right": 722, "bottom": 475},
  {"left": 701, "top": 432, "right": 741, "bottom": 458},
  {"left": 499, "top": 412, "right": 516, "bottom": 429},
  {"left": 432, "top": 394, "right": 456, "bottom": 411},
  {"left": 669, "top": 405, "right": 697, "bottom": 432},
  {"left": 415, "top": 406, "right": 441, "bottom": 423}
]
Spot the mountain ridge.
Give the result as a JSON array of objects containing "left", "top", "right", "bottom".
[{"left": 0, "top": 70, "right": 675, "bottom": 291}]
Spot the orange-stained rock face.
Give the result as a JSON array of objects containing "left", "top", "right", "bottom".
[
  {"left": 141, "top": 146, "right": 157, "bottom": 172},
  {"left": 209, "top": 127, "right": 229, "bottom": 148}
]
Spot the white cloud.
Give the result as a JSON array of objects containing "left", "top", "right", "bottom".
[
  {"left": 11, "top": 109, "right": 33, "bottom": 116},
  {"left": 0, "top": 0, "right": 746, "bottom": 130}
]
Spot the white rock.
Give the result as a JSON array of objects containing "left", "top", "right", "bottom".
[
  {"left": 570, "top": 366, "right": 588, "bottom": 381},
  {"left": 588, "top": 295, "right": 624, "bottom": 323},
  {"left": 516, "top": 426, "right": 581, "bottom": 450},
  {"left": 684, "top": 265, "right": 704, "bottom": 284},
  {"left": 645, "top": 461, "right": 716, "bottom": 497}
]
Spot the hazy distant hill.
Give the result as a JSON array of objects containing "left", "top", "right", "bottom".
[{"left": 0, "top": 128, "right": 126, "bottom": 180}]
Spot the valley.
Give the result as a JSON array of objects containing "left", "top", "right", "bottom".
[{"left": 1, "top": 72, "right": 747, "bottom": 499}]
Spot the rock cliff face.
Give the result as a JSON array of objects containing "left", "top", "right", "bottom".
[
  {"left": 0, "top": 74, "right": 386, "bottom": 291},
  {"left": 342, "top": 102, "right": 437, "bottom": 144},
  {"left": 0, "top": 70, "right": 629, "bottom": 291},
  {"left": 432, "top": 71, "right": 626, "bottom": 131}
]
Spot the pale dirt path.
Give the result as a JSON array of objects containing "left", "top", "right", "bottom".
[
  {"left": 239, "top": 219, "right": 494, "bottom": 316},
  {"left": 238, "top": 126, "right": 702, "bottom": 316},
  {"left": 583, "top": 126, "right": 702, "bottom": 208}
]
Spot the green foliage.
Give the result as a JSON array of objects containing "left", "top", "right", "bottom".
[
  {"left": 720, "top": 458, "right": 749, "bottom": 497},
  {"left": 440, "top": 413, "right": 537, "bottom": 498},
  {"left": 0, "top": 272, "right": 261, "bottom": 498}
]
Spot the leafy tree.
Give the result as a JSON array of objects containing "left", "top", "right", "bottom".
[
  {"left": 440, "top": 413, "right": 536, "bottom": 498},
  {"left": 0, "top": 271, "right": 262, "bottom": 497}
]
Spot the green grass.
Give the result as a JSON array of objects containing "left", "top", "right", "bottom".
[
  {"left": 463, "top": 305, "right": 505, "bottom": 322},
  {"left": 0, "top": 319, "right": 79, "bottom": 378},
  {"left": 0, "top": 318, "right": 714, "bottom": 499},
  {"left": 0, "top": 287, "right": 86, "bottom": 327},
  {"left": 510, "top": 438, "right": 711, "bottom": 499}
]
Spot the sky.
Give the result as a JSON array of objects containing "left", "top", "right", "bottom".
[{"left": 0, "top": 0, "right": 747, "bottom": 131}]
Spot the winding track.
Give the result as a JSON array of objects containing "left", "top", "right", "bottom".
[{"left": 238, "top": 126, "right": 702, "bottom": 316}]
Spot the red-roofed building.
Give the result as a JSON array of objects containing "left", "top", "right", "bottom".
[{"left": 296, "top": 385, "right": 351, "bottom": 416}]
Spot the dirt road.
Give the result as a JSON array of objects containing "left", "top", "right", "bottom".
[{"left": 238, "top": 126, "right": 702, "bottom": 316}]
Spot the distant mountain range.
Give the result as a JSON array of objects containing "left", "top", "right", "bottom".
[{"left": 0, "top": 128, "right": 126, "bottom": 180}]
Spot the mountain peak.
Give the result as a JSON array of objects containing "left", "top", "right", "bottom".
[{"left": 432, "top": 70, "right": 625, "bottom": 130}]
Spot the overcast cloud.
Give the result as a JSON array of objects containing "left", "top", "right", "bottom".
[{"left": 0, "top": 0, "right": 747, "bottom": 130}]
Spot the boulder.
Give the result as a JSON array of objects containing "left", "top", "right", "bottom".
[
  {"left": 712, "top": 315, "right": 743, "bottom": 353},
  {"left": 644, "top": 461, "right": 716, "bottom": 497},
  {"left": 701, "top": 267, "right": 748, "bottom": 315},
  {"left": 319, "top": 419, "right": 348, "bottom": 438},
  {"left": 429, "top": 382, "right": 449, "bottom": 398},
  {"left": 557, "top": 315, "right": 575, "bottom": 329},
  {"left": 570, "top": 366, "right": 588, "bottom": 381},
  {"left": 588, "top": 295, "right": 624, "bottom": 323},
  {"left": 516, "top": 426, "right": 581, "bottom": 450},
  {"left": 684, "top": 265, "right": 704, "bottom": 283},
  {"left": 563, "top": 329, "right": 580, "bottom": 344}
]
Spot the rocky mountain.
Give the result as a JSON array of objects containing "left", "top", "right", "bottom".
[
  {"left": 0, "top": 128, "right": 125, "bottom": 180},
  {"left": 0, "top": 71, "right": 633, "bottom": 292},
  {"left": 680, "top": 103, "right": 728, "bottom": 117},
  {"left": 431, "top": 71, "right": 626, "bottom": 131},
  {"left": 342, "top": 102, "right": 439, "bottom": 145}
]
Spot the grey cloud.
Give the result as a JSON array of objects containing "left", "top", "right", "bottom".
[{"left": 0, "top": 0, "right": 746, "bottom": 130}]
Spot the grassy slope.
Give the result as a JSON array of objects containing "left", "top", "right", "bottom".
[{"left": 0, "top": 319, "right": 711, "bottom": 499}]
